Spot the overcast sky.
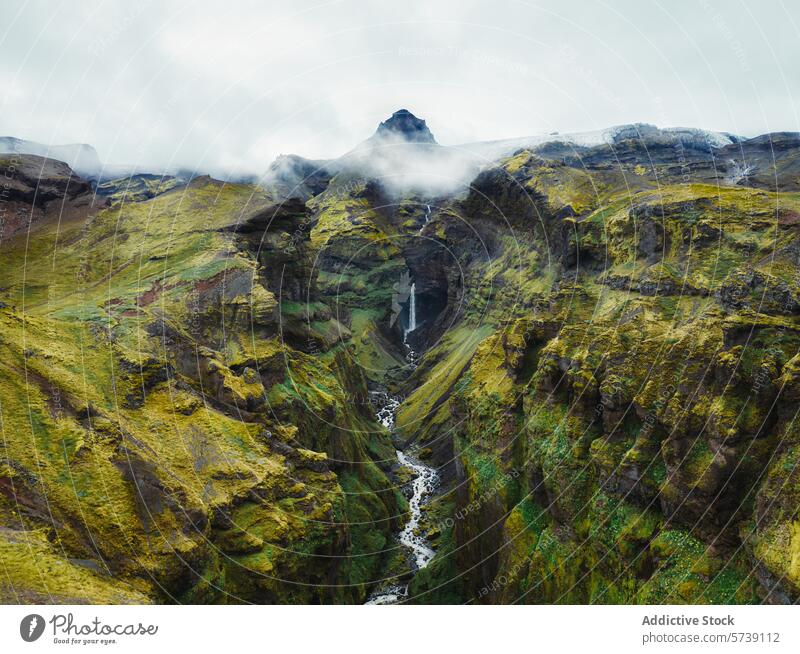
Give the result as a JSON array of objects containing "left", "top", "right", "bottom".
[{"left": 2, "top": 0, "right": 799, "bottom": 174}]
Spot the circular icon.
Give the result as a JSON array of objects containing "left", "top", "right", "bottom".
[{"left": 20, "top": 614, "right": 45, "bottom": 642}]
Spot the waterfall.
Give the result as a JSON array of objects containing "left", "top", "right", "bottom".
[
  {"left": 418, "top": 204, "right": 431, "bottom": 235},
  {"left": 408, "top": 282, "right": 416, "bottom": 332},
  {"left": 402, "top": 282, "right": 417, "bottom": 349}
]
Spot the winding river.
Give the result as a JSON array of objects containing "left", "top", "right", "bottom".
[{"left": 366, "top": 391, "right": 438, "bottom": 605}]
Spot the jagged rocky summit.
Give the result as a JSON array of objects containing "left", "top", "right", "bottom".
[{"left": 374, "top": 108, "right": 437, "bottom": 144}]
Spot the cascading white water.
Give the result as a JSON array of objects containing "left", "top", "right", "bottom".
[
  {"left": 402, "top": 281, "right": 417, "bottom": 348},
  {"left": 417, "top": 204, "right": 431, "bottom": 235},
  {"left": 408, "top": 282, "right": 417, "bottom": 333},
  {"left": 402, "top": 280, "right": 418, "bottom": 363},
  {"left": 365, "top": 391, "right": 438, "bottom": 605},
  {"left": 396, "top": 450, "right": 437, "bottom": 569}
]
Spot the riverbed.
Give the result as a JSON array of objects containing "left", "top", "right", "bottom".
[{"left": 366, "top": 391, "right": 438, "bottom": 604}]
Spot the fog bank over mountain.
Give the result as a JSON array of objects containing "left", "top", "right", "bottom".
[
  {"left": 1, "top": 0, "right": 799, "bottom": 175},
  {"left": 260, "top": 109, "right": 750, "bottom": 199}
]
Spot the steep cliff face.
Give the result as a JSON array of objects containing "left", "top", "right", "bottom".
[
  {"left": 2, "top": 113, "right": 799, "bottom": 605},
  {"left": 0, "top": 170, "right": 404, "bottom": 603},
  {"left": 401, "top": 145, "right": 800, "bottom": 604},
  {"left": 0, "top": 154, "right": 97, "bottom": 240}
]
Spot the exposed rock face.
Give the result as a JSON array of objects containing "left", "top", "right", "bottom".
[
  {"left": 0, "top": 154, "right": 98, "bottom": 240},
  {"left": 0, "top": 154, "right": 90, "bottom": 206},
  {"left": 0, "top": 137, "right": 102, "bottom": 179}
]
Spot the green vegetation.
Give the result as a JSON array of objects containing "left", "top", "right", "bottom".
[{"left": 2, "top": 135, "right": 799, "bottom": 605}]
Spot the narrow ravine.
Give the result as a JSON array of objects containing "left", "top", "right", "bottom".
[
  {"left": 396, "top": 451, "right": 437, "bottom": 569},
  {"left": 366, "top": 391, "right": 438, "bottom": 605}
]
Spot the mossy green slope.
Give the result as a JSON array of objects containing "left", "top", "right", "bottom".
[
  {"left": 403, "top": 149, "right": 800, "bottom": 604},
  {"left": 0, "top": 177, "right": 401, "bottom": 603},
  {"left": 2, "top": 134, "right": 800, "bottom": 605}
]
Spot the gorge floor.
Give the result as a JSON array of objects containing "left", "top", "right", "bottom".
[{"left": 366, "top": 391, "right": 440, "bottom": 605}]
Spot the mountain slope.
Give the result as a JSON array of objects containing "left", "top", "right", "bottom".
[
  {"left": 0, "top": 137, "right": 103, "bottom": 180},
  {"left": 0, "top": 169, "right": 404, "bottom": 603},
  {"left": 1, "top": 111, "right": 800, "bottom": 604}
]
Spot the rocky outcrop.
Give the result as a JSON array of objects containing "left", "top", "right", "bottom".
[
  {"left": 374, "top": 109, "right": 437, "bottom": 144},
  {"left": 0, "top": 137, "right": 102, "bottom": 179},
  {"left": 0, "top": 154, "right": 99, "bottom": 241}
]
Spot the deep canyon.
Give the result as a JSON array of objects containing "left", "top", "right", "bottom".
[{"left": 1, "top": 111, "right": 799, "bottom": 604}]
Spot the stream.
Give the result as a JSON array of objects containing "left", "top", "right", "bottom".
[{"left": 366, "top": 391, "right": 438, "bottom": 605}]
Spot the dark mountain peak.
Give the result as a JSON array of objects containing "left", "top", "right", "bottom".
[{"left": 374, "top": 109, "right": 436, "bottom": 144}]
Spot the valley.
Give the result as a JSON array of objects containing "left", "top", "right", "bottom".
[{"left": 1, "top": 111, "right": 799, "bottom": 604}]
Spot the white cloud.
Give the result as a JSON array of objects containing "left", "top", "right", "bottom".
[{"left": 1, "top": 0, "right": 798, "bottom": 176}]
